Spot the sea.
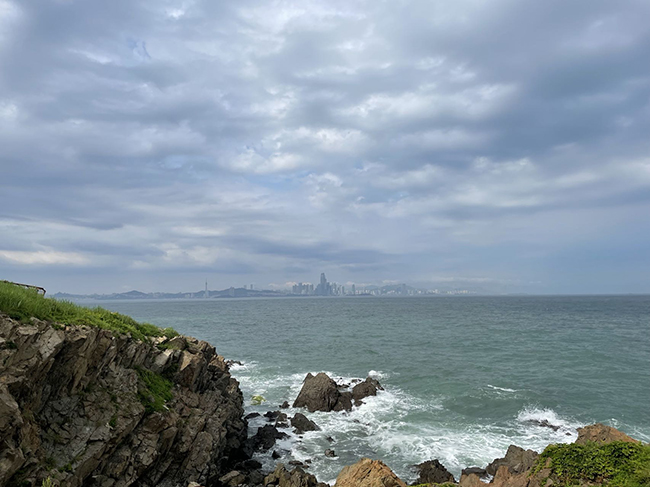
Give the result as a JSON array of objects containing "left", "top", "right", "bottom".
[{"left": 95, "top": 295, "right": 650, "bottom": 483}]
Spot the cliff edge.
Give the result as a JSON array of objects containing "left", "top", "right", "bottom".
[{"left": 0, "top": 313, "right": 247, "bottom": 487}]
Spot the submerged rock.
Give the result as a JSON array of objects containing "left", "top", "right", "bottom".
[
  {"left": 334, "top": 458, "right": 406, "bottom": 487},
  {"left": 413, "top": 459, "right": 455, "bottom": 484}
]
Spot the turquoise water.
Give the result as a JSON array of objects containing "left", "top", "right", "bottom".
[{"left": 97, "top": 295, "right": 650, "bottom": 482}]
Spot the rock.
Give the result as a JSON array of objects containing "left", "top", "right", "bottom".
[
  {"left": 351, "top": 377, "right": 383, "bottom": 402},
  {"left": 325, "top": 449, "right": 337, "bottom": 458},
  {"left": 219, "top": 470, "right": 247, "bottom": 487},
  {"left": 280, "top": 401, "right": 290, "bottom": 409},
  {"left": 462, "top": 467, "right": 487, "bottom": 478},
  {"left": 264, "top": 464, "right": 327, "bottom": 487},
  {"left": 333, "top": 392, "right": 353, "bottom": 412},
  {"left": 575, "top": 423, "right": 639, "bottom": 445},
  {"left": 334, "top": 458, "right": 406, "bottom": 487},
  {"left": 245, "top": 412, "right": 261, "bottom": 420},
  {"left": 528, "top": 419, "right": 561, "bottom": 431},
  {"left": 226, "top": 359, "right": 244, "bottom": 367},
  {"left": 0, "top": 313, "right": 247, "bottom": 487},
  {"left": 247, "top": 424, "right": 288, "bottom": 451},
  {"left": 413, "top": 459, "right": 455, "bottom": 484},
  {"left": 291, "top": 413, "right": 321, "bottom": 434},
  {"left": 272, "top": 450, "right": 282, "bottom": 460},
  {"left": 326, "top": 436, "right": 335, "bottom": 443},
  {"left": 486, "top": 445, "right": 538, "bottom": 476},
  {"left": 293, "top": 373, "right": 342, "bottom": 412}
]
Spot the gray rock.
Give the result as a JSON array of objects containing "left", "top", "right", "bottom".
[
  {"left": 413, "top": 459, "right": 455, "bottom": 484},
  {"left": 351, "top": 377, "right": 383, "bottom": 401},
  {"left": 291, "top": 413, "right": 320, "bottom": 434},
  {"left": 324, "top": 449, "right": 336, "bottom": 458}
]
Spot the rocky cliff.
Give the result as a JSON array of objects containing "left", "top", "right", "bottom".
[{"left": 0, "top": 313, "right": 247, "bottom": 487}]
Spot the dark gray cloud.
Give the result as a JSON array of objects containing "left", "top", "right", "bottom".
[{"left": 1, "top": 0, "right": 649, "bottom": 293}]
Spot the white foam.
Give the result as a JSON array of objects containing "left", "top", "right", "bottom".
[{"left": 487, "top": 384, "right": 517, "bottom": 392}]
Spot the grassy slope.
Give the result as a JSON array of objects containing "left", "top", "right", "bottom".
[
  {"left": 535, "top": 441, "right": 650, "bottom": 487},
  {"left": 0, "top": 280, "right": 177, "bottom": 341}
]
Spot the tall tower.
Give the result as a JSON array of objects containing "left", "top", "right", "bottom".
[{"left": 204, "top": 280, "right": 208, "bottom": 298}]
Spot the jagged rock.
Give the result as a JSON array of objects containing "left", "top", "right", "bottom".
[
  {"left": 527, "top": 419, "right": 560, "bottom": 431},
  {"left": 334, "top": 458, "right": 406, "bottom": 487},
  {"left": 325, "top": 449, "right": 337, "bottom": 458},
  {"left": 264, "top": 464, "right": 327, "bottom": 487},
  {"left": 293, "top": 373, "right": 343, "bottom": 412},
  {"left": 333, "top": 392, "right": 353, "bottom": 412},
  {"left": 413, "top": 459, "right": 455, "bottom": 484},
  {"left": 0, "top": 313, "right": 247, "bottom": 487},
  {"left": 280, "top": 401, "right": 290, "bottom": 409},
  {"left": 460, "top": 467, "right": 489, "bottom": 487},
  {"left": 291, "top": 413, "right": 320, "bottom": 434},
  {"left": 575, "top": 423, "right": 639, "bottom": 445},
  {"left": 352, "top": 377, "right": 383, "bottom": 402},
  {"left": 486, "top": 445, "right": 538, "bottom": 476},
  {"left": 272, "top": 451, "right": 282, "bottom": 460}
]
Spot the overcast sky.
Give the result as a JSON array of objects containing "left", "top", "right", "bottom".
[{"left": 1, "top": 0, "right": 649, "bottom": 294}]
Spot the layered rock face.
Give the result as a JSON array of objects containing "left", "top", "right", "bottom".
[{"left": 0, "top": 314, "right": 247, "bottom": 487}]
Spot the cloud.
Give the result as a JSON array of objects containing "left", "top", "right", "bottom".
[{"left": 0, "top": 0, "right": 649, "bottom": 293}]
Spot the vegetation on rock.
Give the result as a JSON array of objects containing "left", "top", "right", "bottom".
[
  {"left": 0, "top": 280, "right": 177, "bottom": 341},
  {"left": 534, "top": 440, "right": 650, "bottom": 486},
  {"left": 135, "top": 366, "right": 174, "bottom": 414}
]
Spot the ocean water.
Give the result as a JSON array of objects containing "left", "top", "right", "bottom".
[{"left": 96, "top": 295, "right": 650, "bottom": 483}]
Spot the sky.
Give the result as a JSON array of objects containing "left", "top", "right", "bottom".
[{"left": 1, "top": 0, "right": 650, "bottom": 295}]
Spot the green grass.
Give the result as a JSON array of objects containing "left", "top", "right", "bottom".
[
  {"left": 135, "top": 366, "right": 174, "bottom": 414},
  {"left": 0, "top": 281, "right": 178, "bottom": 341},
  {"left": 534, "top": 441, "right": 650, "bottom": 486}
]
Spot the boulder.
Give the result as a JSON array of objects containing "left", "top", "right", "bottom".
[
  {"left": 325, "top": 449, "right": 337, "bottom": 458},
  {"left": 219, "top": 470, "right": 247, "bottom": 487},
  {"left": 413, "top": 459, "right": 455, "bottom": 484},
  {"left": 486, "top": 445, "right": 538, "bottom": 476},
  {"left": 293, "top": 373, "right": 352, "bottom": 412},
  {"left": 575, "top": 423, "right": 639, "bottom": 445},
  {"left": 293, "top": 373, "right": 340, "bottom": 412},
  {"left": 334, "top": 458, "right": 406, "bottom": 487},
  {"left": 291, "top": 413, "right": 320, "bottom": 434},
  {"left": 352, "top": 377, "right": 383, "bottom": 402},
  {"left": 460, "top": 467, "right": 488, "bottom": 487},
  {"left": 280, "top": 401, "right": 290, "bottom": 409}
]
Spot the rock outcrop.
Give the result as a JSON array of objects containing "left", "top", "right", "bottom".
[
  {"left": 575, "top": 423, "right": 639, "bottom": 445},
  {"left": 485, "top": 445, "right": 538, "bottom": 476},
  {"left": 293, "top": 373, "right": 382, "bottom": 413},
  {"left": 413, "top": 459, "right": 455, "bottom": 484},
  {"left": 293, "top": 373, "right": 351, "bottom": 412},
  {"left": 0, "top": 314, "right": 247, "bottom": 487},
  {"left": 334, "top": 458, "right": 406, "bottom": 487}
]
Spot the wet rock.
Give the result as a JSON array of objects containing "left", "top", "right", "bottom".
[
  {"left": 486, "top": 445, "right": 538, "bottom": 476},
  {"left": 351, "top": 377, "right": 383, "bottom": 402},
  {"left": 326, "top": 436, "right": 335, "bottom": 443},
  {"left": 293, "top": 373, "right": 342, "bottom": 412},
  {"left": 280, "top": 401, "right": 290, "bottom": 409},
  {"left": 272, "top": 451, "right": 282, "bottom": 460},
  {"left": 325, "top": 449, "right": 337, "bottom": 458},
  {"left": 245, "top": 412, "right": 261, "bottom": 420},
  {"left": 333, "top": 392, "right": 353, "bottom": 412},
  {"left": 413, "top": 459, "right": 455, "bottom": 484},
  {"left": 528, "top": 419, "right": 561, "bottom": 431},
  {"left": 247, "top": 424, "right": 288, "bottom": 452},
  {"left": 291, "top": 413, "right": 321, "bottom": 434},
  {"left": 226, "top": 359, "right": 244, "bottom": 367},
  {"left": 576, "top": 423, "right": 639, "bottom": 445},
  {"left": 334, "top": 458, "right": 406, "bottom": 487}
]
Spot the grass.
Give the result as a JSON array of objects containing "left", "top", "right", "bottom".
[
  {"left": 534, "top": 441, "right": 650, "bottom": 486},
  {"left": 135, "top": 366, "right": 174, "bottom": 414},
  {"left": 0, "top": 281, "right": 178, "bottom": 342}
]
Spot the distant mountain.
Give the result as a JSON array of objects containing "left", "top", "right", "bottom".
[{"left": 52, "top": 287, "right": 286, "bottom": 300}]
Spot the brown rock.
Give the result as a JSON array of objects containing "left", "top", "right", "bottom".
[
  {"left": 264, "top": 464, "right": 326, "bottom": 487},
  {"left": 575, "top": 423, "right": 639, "bottom": 445},
  {"left": 352, "top": 377, "right": 383, "bottom": 402},
  {"left": 293, "top": 373, "right": 352, "bottom": 412},
  {"left": 486, "top": 445, "right": 538, "bottom": 476},
  {"left": 334, "top": 458, "right": 406, "bottom": 487}
]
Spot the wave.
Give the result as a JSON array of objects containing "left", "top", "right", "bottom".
[{"left": 487, "top": 384, "right": 517, "bottom": 393}]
